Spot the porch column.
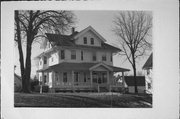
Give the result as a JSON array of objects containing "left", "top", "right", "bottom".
[
  {"left": 72, "top": 70, "right": 74, "bottom": 92},
  {"left": 90, "top": 71, "right": 93, "bottom": 87},
  {"left": 40, "top": 72, "right": 44, "bottom": 93},
  {"left": 42, "top": 72, "right": 45, "bottom": 85}
]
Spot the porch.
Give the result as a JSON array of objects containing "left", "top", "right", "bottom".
[{"left": 37, "top": 62, "right": 130, "bottom": 92}]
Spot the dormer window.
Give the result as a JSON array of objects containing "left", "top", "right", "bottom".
[
  {"left": 91, "top": 38, "right": 94, "bottom": 45},
  {"left": 83, "top": 37, "right": 87, "bottom": 44}
]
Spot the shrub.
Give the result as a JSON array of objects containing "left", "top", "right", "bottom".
[
  {"left": 30, "top": 79, "right": 39, "bottom": 91},
  {"left": 34, "top": 85, "right": 49, "bottom": 93}
]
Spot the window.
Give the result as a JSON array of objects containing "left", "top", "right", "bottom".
[
  {"left": 102, "top": 54, "right": 106, "bottom": 61},
  {"left": 83, "top": 37, "right": 87, "bottom": 44},
  {"left": 81, "top": 51, "right": 83, "bottom": 60},
  {"left": 148, "top": 83, "right": 151, "bottom": 89},
  {"left": 92, "top": 53, "right": 96, "bottom": 61},
  {"left": 71, "top": 50, "right": 76, "bottom": 60},
  {"left": 84, "top": 72, "right": 87, "bottom": 82},
  {"left": 74, "top": 72, "right": 79, "bottom": 82},
  {"left": 51, "top": 57, "right": 54, "bottom": 62},
  {"left": 63, "top": 72, "right": 67, "bottom": 82},
  {"left": 110, "top": 54, "right": 113, "bottom": 62},
  {"left": 90, "top": 38, "right": 94, "bottom": 45},
  {"left": 44, "top": 56, "right": 47, "bottom": 64},
  {"left": 147, "top": 69, "right": 150, "bottom": 75},
  {"left": 61, "top": 50, "right": 65, "bottom": 59}
]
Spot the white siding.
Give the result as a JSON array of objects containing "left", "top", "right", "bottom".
[
  {"left": 144, "top": 69, "right": 153, "bottom": 94},
  {"left": 75, "top": 30, "right": 102, "bottom": 47},
  {"left": 49, "top": 52, "right": 59, "bottom": 66}
]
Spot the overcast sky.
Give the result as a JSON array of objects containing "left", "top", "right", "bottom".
[{"left": 14, "top": 10, "right": 152, "bottom": 77}]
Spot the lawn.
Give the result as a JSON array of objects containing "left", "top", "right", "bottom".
[{"left": 14, "top": 92, "right": 152, "bottom": 108}]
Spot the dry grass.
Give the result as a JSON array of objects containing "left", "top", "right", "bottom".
[{"left": 14, "top": 92, "right": 152, "bottom": 108}]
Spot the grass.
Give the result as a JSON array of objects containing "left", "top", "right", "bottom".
[{"left": 14, "top": 92, "right": 152, "bottom": 108}]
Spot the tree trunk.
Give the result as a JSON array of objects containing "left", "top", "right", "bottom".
[
  {"left": 15, "top": 11, "right": 26, "bottom": 92},
  {"left": 24, "top": 37, "right": 33, "bottom": 93},
  {"left": 132, "top": 53, "right": 138, "bottom": 93}
]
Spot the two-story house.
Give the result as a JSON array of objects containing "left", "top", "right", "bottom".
[{"left": 35, "top": 26, "right": 130, "bottom": 92}]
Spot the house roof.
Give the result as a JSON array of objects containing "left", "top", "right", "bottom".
[
  {"left": 45, "top": 33, "right": 121, "bottom": 52},
  {"left": 37, "top": 62, "right": 130, "bottom": 72},
  {"left": 124, "top": 76, "right": 145, "bottom": 86},
  {"left": 142, "top": 53, "right": 153, "bottom": 69},
  {"left": 74, "top": 26, "right": 106, "bottom": 42}
]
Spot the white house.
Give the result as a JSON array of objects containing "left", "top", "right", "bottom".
[
  {"left": 35, "top": 26, "right": 130, "bottom": 92},
  {"left": 143, "top": 53, "right": 153, "bottom": 94}
]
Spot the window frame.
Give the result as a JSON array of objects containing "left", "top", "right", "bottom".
[
  {"left": 44, "top": 56, "right": 47, "bottom": 64},
  {"left": 92, "top": 53, "right": 96, "bottom": 61},
  {"left": 61, "top": 50, "right": 65, "bottom": 60},
  {"left": 102, "top": 54, "right": 107, "bottom": 61},
  {"left": 90, "top": 38, "right": 94, "bottom": 45},
  {"left": 71, "top": 50, "right": 76, "bottom": 60},
  {"left": 81, "top": 51, "right": 83, "bottom": 61},
  {"left": 83, "top": 37, "right": 87, "bottom": 44}
]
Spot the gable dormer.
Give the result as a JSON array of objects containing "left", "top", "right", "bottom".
[{"left": 73, "top": 26, "right": 106, "bottom": 47}]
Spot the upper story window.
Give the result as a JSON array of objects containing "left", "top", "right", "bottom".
[
  {"left": 44, "top": 56, "right": 47, "bottom": 64},
  {"left": 92, "top": 53, "right": 96, "bottom": 61},
  {"left": 102, "top": 54, "right": 107, "bottom": 61},
  {"left": 91, "top": 38, "right": 94, "bottom": 45},
  {"left": 61, "top": 50, "right": 65, "bottom": 59},
  {"left": 71, "top": 50, "right": 76, "bottom": 60},
  {"left": 83, "top": 37, "right": 87, "bottom": 44},
  {"left": 110, "top": 54, "right": 113, "bottom": 62},
  {"left": 81, "top": 51, "right": 83, "bottom": 60}
]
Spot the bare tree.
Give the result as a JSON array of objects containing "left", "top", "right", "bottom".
[
  {"left": 113, "top": 11, "right": 152, "bottom": 93},
  {"left": 14, "top": 10, "right": 75, "bottom": 93}
]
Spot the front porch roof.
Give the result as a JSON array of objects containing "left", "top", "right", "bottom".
[{"left": 37, "top": 62, "right": 130, "bottom": 72}]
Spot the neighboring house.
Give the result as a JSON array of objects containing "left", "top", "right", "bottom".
[
  {"left": 124, "top": 76, "right": 146, "bottom": 93},
  {"left": 14, "top": 73, "right": 22, "bottom": 92},
  {"left": 142, "top": 53, "right": 153, "bottom": 94},
  {"left": 35, "top": 26, "right": 130, "bottom": 92}
]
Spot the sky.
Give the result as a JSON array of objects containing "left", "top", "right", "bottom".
[{"left": 14, "top": 11, "right": 152, "bottom": 77}]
